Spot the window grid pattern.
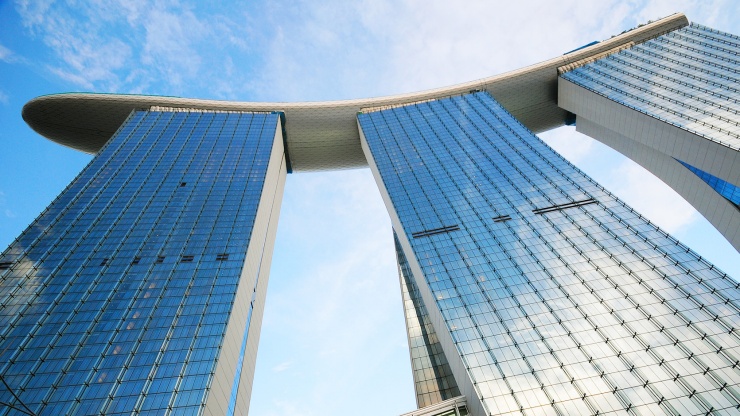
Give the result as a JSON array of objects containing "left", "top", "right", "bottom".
[
  {"left": 359, "top": 92, "right": 740, "bottom": 415},
  {"left": 676, "top": 159, "right": 740, "bottom": 207},
  {"left": 397, "top": 232, "right": 461, "bottom": 408},
  {"left": 561, "top": 23, "right": 740, "bottom": 151},
  {"left": 0, "top": 110, "right": 279, "bottom": 415}
]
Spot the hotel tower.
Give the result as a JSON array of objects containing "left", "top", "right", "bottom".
[{"left": 2, "top": 13, "right": 740, "bottom": 416}]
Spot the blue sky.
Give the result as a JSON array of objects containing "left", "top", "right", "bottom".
[{"left": 1, "top": 1, "right": 739, "bottom": 415}]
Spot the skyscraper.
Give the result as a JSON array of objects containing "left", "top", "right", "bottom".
[
  {"left": 559, "top": 22, "right": 740, "bottom": 250},
  {"left": 2, "top": 12, "right": 739, "bottom": 416},
  {"left": 0, "top": 109, "right": 286, "bottom": 415},
  {"left": 362, "top": 91, "right": 740, "bottom": 416}
]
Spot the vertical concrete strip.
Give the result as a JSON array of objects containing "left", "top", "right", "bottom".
[{"left": 204, "top": 120, "right": 287, "bottom": 416}]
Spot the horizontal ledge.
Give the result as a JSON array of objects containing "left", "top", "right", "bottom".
[
  {"left": 533, "top": 199, "right": 598, "bottom": 214},
  {"left": 412, "top": 225, "right": 461, "bottom": 238}
]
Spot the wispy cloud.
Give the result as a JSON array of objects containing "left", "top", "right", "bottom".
[
  {"left": 271, "top": 361, "right": 291, "bottom": 372},
  {"left": 539, "top": 127, "right": 594, "bottom": 165},
  {"left": 14, "top": 0, "right": 54, "bottom": 30},
  {"left": 139, "top": 7, "right": 205, "bottom": 89},
  {"left": 13, "top": 0, "right": 259, "bottom": 97},
  {"left": 541, "top": 129, "right": 698, "bottom": 234},
  {"left": 0, "top": 43, "right": 12, "bottom": 62},
  {"left": 607, "top": 161, "right": 698, "bottom": 234},
  {"left": 252, "top": 0, "right": 714, "bottom": 101},
  {"left": 249, "top": 0, "right": 737, "bottom": 103},
  {"left": 12, "top": 0, "right": 737, "bottom": 99},
  {"left": 252, "top": 170, "right": 413, "bottom": 414},
  {"left": 0, "top": 191, "right": 12, "bottom": 218}
]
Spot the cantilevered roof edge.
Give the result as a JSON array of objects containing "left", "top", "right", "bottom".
[{"left": 22, "top": 13, "right": 688, "bottom": 172}]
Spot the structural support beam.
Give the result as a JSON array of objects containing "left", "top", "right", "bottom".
[{"left": 559, "top": 78, "right": 740, "bottom": 250}]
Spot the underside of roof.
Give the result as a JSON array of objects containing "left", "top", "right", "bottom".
[{"left": 22, "top": 14, "right": 688, "bottom": 172}]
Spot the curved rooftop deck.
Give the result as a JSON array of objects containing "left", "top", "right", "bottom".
[{"left": 22, "top": 14, "right": 687, "bottom": 172}]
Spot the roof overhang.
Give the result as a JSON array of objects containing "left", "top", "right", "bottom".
[{"left": 22, "top": 14, "right": 688, "bottom": 172}]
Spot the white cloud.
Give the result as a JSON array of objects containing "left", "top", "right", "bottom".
[
  {"left": 606, "top": 161, "right": 698, "bottom": 234},
  {"left": 539, "top": 127, "right": 594, "bottom": 165},
  {"left": 634, "top": 0, "right": 736, "bottom": 29},
  {"left": 252, "top": 170, "right": 413, "bottom": 415},
  {"left": 13, "top": 0, "right": 257, "bottom": 96},
  {"left": 541, "top": 127, "right": 698, "bottom": 235},
  {"left": 14, "top": 0, "right": 54, "bottom": 30},
  {"left": 271, "top": 361, "right": 291, "bottom": 372},
  {"left": 250, "top": 0, "right": 739, "bottom": 103},
  {"left": 255, "top": 0, "right": 691, "bottom": 100},
  {"left": 139, "top": 7, "right": 205, "bottom": 88},
  {"left": 13, "top": 0, "right": 738, "bottom": 99},
  {"left": 8, "top": 2, "right": 740, "bottom": 415},
  {"left": 0, "top": 43, "right": 12, "bottom": 62},
  {"left": 16, "top": 1, "right": 133, "bottom": 91}
]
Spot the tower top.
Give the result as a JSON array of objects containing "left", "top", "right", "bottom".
[{"left": 22, "top": 13, "right": 687, "bottom": 172}]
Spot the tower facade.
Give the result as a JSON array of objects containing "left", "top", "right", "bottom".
[
  {"left": 3, "top": 13, "right": 740, "bottom": 416},
  {"left": 360, "top": 91, "right": 740, "bottom": 415},
  {"left": 0, "top": 110, "right": 286, "bottom": 415},
  {"left": 559, "top": 22, "right": 740, "bottom": 250}
]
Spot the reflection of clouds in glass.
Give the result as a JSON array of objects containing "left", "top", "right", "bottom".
[
  {"left": 563, "top": 24, "right": 740, "bottom": 151},
  {"left": 363, "top": 91, "right": 740, "bottom": 414},
  {"left": 0, "top": 248, "right": 45, "bottom": 321}
]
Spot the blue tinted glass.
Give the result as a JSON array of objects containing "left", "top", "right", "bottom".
[
  {"left": 360, "top": 91, "right": 740, "bottom": 415},
  {"left": 677, "top": 158, "right": 740, "bottom": 206},
  {"left": 0, "top": 110, "right": 279, "bottom": 415}
]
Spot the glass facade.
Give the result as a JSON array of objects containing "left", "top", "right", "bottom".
[
  {"left": 0, "top": 110, "right": 280, "bottom": 415},
  {"left": 561, "top": 23, "right": 740, "bottom": 152},
  {"left": 360, "top": 92, "right": 740, "bottom": 415},
  {"left": 397, "top": 232, "right": 461, "bottom": 408},
  {"left": 398, "top": 395, "right": 468, "bottom": 416},
  {"left": 5, "top": 18, "right": 740, "bottom": 416},
  {"left": 676, "top": 159, "right": 740, "bottom": 207},
  {"left": 557, "top": 20, "right": 740, "bottom": 254}
]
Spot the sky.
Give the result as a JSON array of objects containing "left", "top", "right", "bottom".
[{"left": 1, "top": 1, "right": 739, "bottom": 415}]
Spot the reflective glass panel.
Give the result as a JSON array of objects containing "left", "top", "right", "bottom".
[
  {"left": 0, "top": 110, "right": 280, "bottom": 415},
  {"left": 360, "top": 92, "right": 740, "bottom": 415}
]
